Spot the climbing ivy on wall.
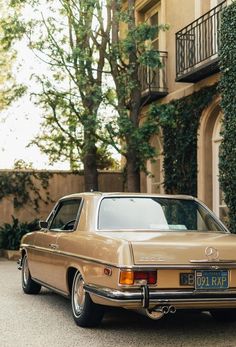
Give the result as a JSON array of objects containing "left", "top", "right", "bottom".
[
  {"left": 218, "top": 2, "right": 236, "bottom": 232},
  {"left": 150, "top": 84, "right": 217, "bottom": 196},
  {"left": 0, "top": 170, "right": 52, "bottom": 211}
]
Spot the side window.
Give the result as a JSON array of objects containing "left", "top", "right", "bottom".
[
  {"left": 50, "top": 199, "right": 82, "bottom": 231},
  {"left": 144, "top": 5, "right": 160, "bottom": 50}
]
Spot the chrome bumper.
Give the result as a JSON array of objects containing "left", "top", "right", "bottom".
[{"left": 84, "top": 284, "right": 236, "bottom": 309}]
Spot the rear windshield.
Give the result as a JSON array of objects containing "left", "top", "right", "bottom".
[{"left": 98, "top": 197, "right": 225, "bottom": 232}]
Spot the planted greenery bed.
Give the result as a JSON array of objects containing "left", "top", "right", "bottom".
[{"left": 0, "top": 217, "right": 39, "bottom": 251}]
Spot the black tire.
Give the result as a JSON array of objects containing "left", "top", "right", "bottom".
[
  {"left": 210, "top": 309, "right": 236, "bottom": 322},
  {"left": 71, "top": 271, "right": 104, "bottom": 327},
  {"left": 22, "top": 254, "right": 41, "bottom": 294}
]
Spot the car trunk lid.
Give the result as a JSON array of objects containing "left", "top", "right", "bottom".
[{"left": 129, "top": 231, "right": 236, "bottom": 265}]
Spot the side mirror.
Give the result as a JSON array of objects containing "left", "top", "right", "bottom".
[{"left": 39, "top": 221, "right": 48, "bottom": 229}]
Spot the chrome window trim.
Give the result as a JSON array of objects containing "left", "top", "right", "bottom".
[{"left": 47, "top": 197, "right": 84, "bottom": 233}]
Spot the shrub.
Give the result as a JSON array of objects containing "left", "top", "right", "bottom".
[{"left": 0, "top": 216, "right": 39, "bottom": 250}]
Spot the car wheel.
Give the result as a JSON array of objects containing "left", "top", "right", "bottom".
[
  {"left": 22, "top": 254, "right": 41, "bottom": 294},
  {"left": 71, "top": 271, "right": 104, "bottom": 327},
  {"left": 210, "top": 309, "right": 236, "bottom": 322}
]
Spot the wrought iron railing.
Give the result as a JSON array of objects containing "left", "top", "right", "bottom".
[
  {"left": 139, "top": 51, "right": 168, "bottom": 99},
  {"left": 176, "top": 1, "right": 226, "bottom": 81}
]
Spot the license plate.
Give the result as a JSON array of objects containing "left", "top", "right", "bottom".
[{"left": 195, "top": 270, "right": 228, "bottom": 290}]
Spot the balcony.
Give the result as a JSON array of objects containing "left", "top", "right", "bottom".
[
  {"left": 139, "top": 51, "right": 168, "bottom": 105},
  {"left": 176, "top": 1, "right": 226, "bottom": 83}
]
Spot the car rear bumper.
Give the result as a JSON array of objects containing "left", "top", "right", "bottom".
[
  {"left": 17, "top": 258, "right": 22, "bottom": 270},
  {"left": 84, "top": 284, "right": 236, "bottom": 309}
]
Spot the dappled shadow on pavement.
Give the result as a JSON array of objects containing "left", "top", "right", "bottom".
[
  {"left": 2, "top": 261, "right": 236, "bottom": 347},
  {"left": 39, "top": 289, "right": 236, "bottom": 347}
]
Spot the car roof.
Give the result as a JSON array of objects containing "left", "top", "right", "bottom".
[{"left": 60, "top": 192, "right": 195, "bottom": 201}]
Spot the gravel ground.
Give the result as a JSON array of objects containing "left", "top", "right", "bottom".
[{"left": 1, "top": 258, "right": 236, "bottom": 347}]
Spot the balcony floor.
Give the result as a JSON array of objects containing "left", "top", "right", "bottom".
[
  {"left": 141, "top": 89, "right": 168, "bottom": 105},
  {"left": 176, "top": 57, "right": 220, "bottom": 83}
]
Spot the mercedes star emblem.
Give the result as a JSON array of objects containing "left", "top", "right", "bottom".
[{"left": 205, "top": 246, "right": 219, "bottom": 261}]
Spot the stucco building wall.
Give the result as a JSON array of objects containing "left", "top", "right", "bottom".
[{"left": 134, "top": 0, "right": 229, "bottom": 220}]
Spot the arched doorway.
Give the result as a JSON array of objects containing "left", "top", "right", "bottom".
[{"left": 198, "top": 98, "right": 227, "bottom": 221}]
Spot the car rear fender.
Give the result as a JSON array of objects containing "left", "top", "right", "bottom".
[{"left": 67, "top": 265, "right": 84, "bottom": 295}]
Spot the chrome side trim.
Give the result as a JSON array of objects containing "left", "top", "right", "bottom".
[
  {"left": 32, "top": 277, "right": 70, "bottom": 298},
  {"left": 22, "top": 244, "right": 120, "bottom": 268},
  {"left": 19, "top": 244, "right": 236, "bottom": 270}
]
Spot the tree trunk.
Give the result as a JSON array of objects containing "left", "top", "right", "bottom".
[
  {"left": 110, "top": 0, "right": 142, "bottom": 192},
  {"left": 126, "top": 148, "right": 140, "bottom": 192},
  {"left": 83, "top": 116, "right": 98, "bottom": 192},
  {"left": 126, "top": 94, "right": 141, "bottom": 192},
  {"left": 83, "top": 144, "right": 98, "bottom": 191}
]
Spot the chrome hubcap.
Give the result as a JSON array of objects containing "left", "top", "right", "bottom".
[{"left": 73, "top": 273, "right": 85, "bottom": 316}]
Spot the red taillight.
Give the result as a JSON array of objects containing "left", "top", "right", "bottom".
[
  {"left": 119, "top": 270, "right": 157, "bottom": 285},
  {"left": 134, "top": 271, "right": 157, "bottom": 284}
]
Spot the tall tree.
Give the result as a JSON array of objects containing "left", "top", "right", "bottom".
[
  {"left": 2, "top": 0, "right": 167, "bottom": 192},
  {"left": 0, "top": 0, "right": 25, "bottom": 110},
  {"left": 105, "top": 0, "right": 168, "bottom": 191},
  {"left": 2, "top": 0, "right": 111, "bottom": 191}
]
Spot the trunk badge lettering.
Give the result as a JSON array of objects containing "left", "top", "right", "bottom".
[{"left": 140, "top": 256, "right": 165, "bottom": 262}]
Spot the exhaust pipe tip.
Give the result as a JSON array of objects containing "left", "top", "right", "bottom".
[
  {"left": 145, "top": 309, "right": 165, "bottom": 320},
  {"left": 143, "top": 305, "right": 176, "bottom": 320},
  {"left": 169, "top": 306, "right": 176, "bottom": 314},
  {"left": 161, "top": 306, "right": 170, "bottom": 314}
]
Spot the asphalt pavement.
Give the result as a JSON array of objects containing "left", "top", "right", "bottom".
[{"left": 1, "top": 258, "right": 236, "bottom": 347}]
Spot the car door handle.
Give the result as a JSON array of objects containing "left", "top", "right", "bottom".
[{"left": 49, "top": 243, "right": 58, "bottom": 250}]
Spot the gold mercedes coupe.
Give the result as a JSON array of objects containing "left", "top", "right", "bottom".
[{"left": 18, "top": 193, "right": 236, "bottom": 327}]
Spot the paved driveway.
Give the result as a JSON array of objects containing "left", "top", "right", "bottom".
[{"left": 1, "top": 258, "right": 236, "bottom": 347}]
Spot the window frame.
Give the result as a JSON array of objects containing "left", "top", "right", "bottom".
[
  {"left": 96, "top": 196, "right": 229, "bottom": 233},
  {"left": 144, "top": 4, "right": 160, "bottom": 50},
  {"left": 47, "top": 197, "right": 83, "bottom": 232}
]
